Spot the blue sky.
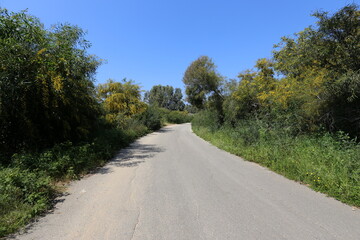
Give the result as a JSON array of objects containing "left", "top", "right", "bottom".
[{"left": 0, "top": 0, "right": 358, "bottom": 92}]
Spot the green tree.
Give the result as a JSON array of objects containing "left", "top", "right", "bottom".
[
  {"left": 171, "top": 88, "right": 185, "bottom": 111},
  {"left": 184, "top": 104, "right": 198, "bottom": 114},
  {"left": 0, "top": 9, "right": 101, "bottom": 159},
  {"left": 223, "top": 59, "right": 276, "bottom": 125},
  {"left": 273, "top": 4, "right": 360, "bottom": 136},
  {"left": 183, "top": 56, "right": 224, "bottom": 120},
  {"left": 97, "top": 79, "right": 147, "bottom": 127},
  {"left": 144, "top": 85, "right": 185, "bottom": 111}
]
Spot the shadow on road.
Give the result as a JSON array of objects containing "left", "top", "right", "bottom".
[
  {"left": 95, "top": 143, "right": 165, "bottom": 175},
  {"left": 147, "top": 127, "right": 174, "bottom": 136},
  {"left": 156, "top": 127, "right": 174, "bottom": 133},
  {"left": 7, "top": 136, "right": 166, "bottom": 238}
]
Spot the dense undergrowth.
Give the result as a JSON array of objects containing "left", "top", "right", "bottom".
[
  {"left": 192, "top": 112, "right": 360, "bottom": 207},
  {"left": 0, "top": 126, "right": 146, "bottom": 236}
]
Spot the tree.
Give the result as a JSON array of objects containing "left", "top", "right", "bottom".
[
  {"left": 273, "top": 4, "right": 360, "bottom": 78},
  {"left": 183, "top": 104, "right": 198, "bottom": 114},
  {"left": 144, "top": 85, "right": 185, "bottom": 111},
  {"left": 183, "top": 56, "right": 224, "bottom": 119},
  {"left": 273, "top": 4, "right": 360, "bottom": 136},
  {"left": 223, "top": 59, "right": 276, "bottom": 124},
  {"left": 171, "top": 88, "right": 185, "bottom": 111},
  {"left": 0, "top": 9, "right": 101, "bottom": 158},
  {"left": 97, "top": 79, "right": 147, "bottom": 127}
]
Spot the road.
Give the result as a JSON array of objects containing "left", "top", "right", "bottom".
[{"left": 14, "top": 123, "right": 360, "bottom": 240}]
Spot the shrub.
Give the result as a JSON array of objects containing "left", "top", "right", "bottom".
[
  {"left": 138, "top": 106, "right": 163, "bottom": 131},
  {"left": 166, "top": 111, "right": 193, "bottom": 124},
  {"left": 192, "top": 110, "right": 221, "bottom": 131},
  {"left": 0, "top": 168, "right": 55, "bottom": 236}
]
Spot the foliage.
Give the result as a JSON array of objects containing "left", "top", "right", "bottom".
[
  {"left": 0, "top": 9, "right": 101, "bottom": 159},
  {"left": 184, "top": 104, "right": 199, "bottom": 114},
  {"left": 144, "top": 85, "right": 185, "bottom": 111},
  {"left": 183, "top": 56, "right": 224, "bottom": 118},
  {"left": 0, "top": 167, "right": 55, "bottom": 236},
  {"left": 215, "top": 4, "right": 360, "bottom": 137},
  {"left": 165, "top": 111, "right": 193, "bottom": 124},
  {"left": 97, "top": 79, "right": 147, "bottom": 128},
  {"left": 272, "top": 4, "right": 360, "bottom": 136},
  {"left": 191, "top": 110, "right": 221, "bottom": 132},
  {"left": 323, "top": 70, "right": 360, "bottom": 136},
  {"left": 223, "top": 59, "right": 276, "bottom": 125},
  {"left": 137, "top": 105, "right": 163, "bottom": 131}
]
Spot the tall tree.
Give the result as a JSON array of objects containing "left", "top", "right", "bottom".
[
  {"left": 182, "top": 56, "right": 224, "bottom": 119},
  {"left": 144, "top": 85, "right": 185, "bottom": 111},
  {"left": 222, "top": 59, "right": 277, "bottom": 124},
  {"left": 97, "top": 79, "right": 146, "bottom": 127},
  {"left": 273, "top": 4, "right": 360, "bottom": 136},
  {"left": 170, "top": 88, "right": 185, "bottom": 111},
  {"left": 0, "top": 9, "right": 101, "bottom": 158}
]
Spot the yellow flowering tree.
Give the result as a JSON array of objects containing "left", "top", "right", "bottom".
[
  {"left": 97, "top": 79, "right": 147, "bottom": 127},
  {"left": 0, "top": 9, "right": 101, "bottom": 158}
]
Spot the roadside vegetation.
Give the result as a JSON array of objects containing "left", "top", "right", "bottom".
[
  {"left": 186, "top": 4, "right": 360, "bottom": 207},
  {"left": 0, "top": 9, "right": 191, "bottom": 237}
]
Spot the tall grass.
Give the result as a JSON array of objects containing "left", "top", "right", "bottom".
[{"left": 192, "top": 113, "right": 360, "bottom": 207}]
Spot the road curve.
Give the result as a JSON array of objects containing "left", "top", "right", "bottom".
[{"left": 13, "top": 123, "right": 360, "bottom": 240}]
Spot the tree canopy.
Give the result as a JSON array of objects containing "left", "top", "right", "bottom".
[
  {"left": 187, "top": 4, "right": 360, "bottom": 138},
  {"left": 144, "top": 85, "right": 185, "bottom": 111},
  {"left": 272, "top": 4, "right": 360, "bottom": 135},
  {"left": 183, "top": 56, "right": 224, "bottom": 120},
  {"left": 0, "top": 8, "right": 101, "bottom": 157},
  {"left": 97, "top": 79, "right": 147, "bottom": 127},
  {"left": 183, "top": 56, "right": 223, "bottom": 108}
]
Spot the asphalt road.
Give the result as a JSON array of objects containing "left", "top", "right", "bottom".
[{"left": 14, "top": 123, "right": 360, "bottom": 240}]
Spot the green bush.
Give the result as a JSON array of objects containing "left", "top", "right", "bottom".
[
  {"left": 192, "top": 110, "right": 221, "bottom": 132},
  {"left": 165, "top": 111, "right": 193, "bottom": 124},
  {"left": 138, "top": 106, "right": 163, "bottom": 131},
  {"left": 0, "top": 168, "right": 55, "bottom": 236}
]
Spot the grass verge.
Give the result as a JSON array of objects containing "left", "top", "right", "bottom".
[{"left": 192, "top": 124, "right": 360, "bottom": 207}]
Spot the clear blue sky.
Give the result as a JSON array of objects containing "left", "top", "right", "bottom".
[{"left": 0, "top": 0, "right": 358, "bottom": 92}]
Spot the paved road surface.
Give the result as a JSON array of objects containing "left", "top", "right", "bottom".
[{"left": 14, "top": 124, "right": 360, "bottom": 240}]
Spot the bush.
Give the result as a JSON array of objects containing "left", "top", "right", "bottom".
[
  {"left": 0, "top": 168, "right": 55, "bottom": 236},
  {"left": 138, "top": 106, "right": 163, "bottom": 131},
  {"left": 165, "top": 111, "right": 193, "bottom": 124},
  {"left": 192, "top": 110, "right": 221, "bottom": 132}
]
